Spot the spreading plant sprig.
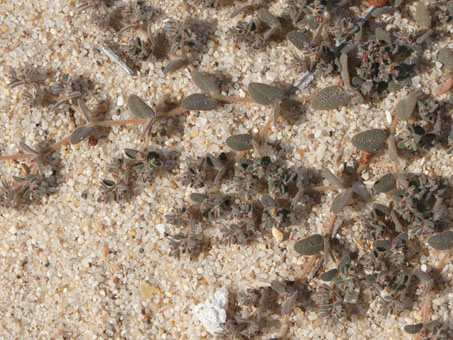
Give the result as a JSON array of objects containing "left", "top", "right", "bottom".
[{"left": 1, "top": 1, "right": 452, "bottom": 339}]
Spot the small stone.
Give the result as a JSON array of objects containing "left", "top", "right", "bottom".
[
  {"left": 117, "top": 95, "right": 124, "bottom": 107},
  {"left": 193, "top": 288, "right": 228, "bottom": 336},
  {"left": 139, "top": 281, "right": 154, "bottom": 300},
  {"left": 272, "top": 227, "right": 284, "bottom": 242}
]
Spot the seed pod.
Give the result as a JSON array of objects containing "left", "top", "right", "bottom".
[
  {"left": 128, "top": 94, "right": 155, "bottom": 119},
  {"left": 248, "top": 82, "right": 284, "bottom": 105},
  {"left": 312, "top": 86, "right": 349, "bottom": 110},
  {"left": 70, "top": 125, "right": 95, "bottom": 145},
  {"left": 438, "top": 48, "right": 453, "bottom": 73},
  {"left": 181, "top": 93, "right": 217, "bottom": 111},
  {"left": 288, "top": 31, "right": 310, "bottom": 51},
  {"left": 294, "top": 234, "right": 323, "bottom": 256},
  {"left": 415, "top": 2, "right": 431, "bottom": 29},
  {"left": 191, "top": 70, "right": 220, "bottom": 95},
  {"left": 226, "top": 134, "right": 253, "bottom": 151},
  {"left": 373, "top": 173, "right": 396, "bottom": 193},
  {"left": 352, "top": 129, "right": 387, "bottom": 153},
  {"left": 395, "top": 91, "right": 418, "bottom": 121},
  {"left": 331, "top": 188, "right": 353, "bottom": 214},
  {"left": 427, "top": 231, "right": 453, "bottom": 250}
]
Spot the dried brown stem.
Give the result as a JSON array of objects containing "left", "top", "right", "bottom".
[
  {"left": 0, "top": 153, "right": 35, "bottom": 161},
  {"left": 298, "top": 254, "right": 319, "bottom": 281},
  {"left": 94, "top": 118, "right": 147, "bottom": 126},
  {"left": 215, "top": 94, "right": 255, "bottom": 104}
]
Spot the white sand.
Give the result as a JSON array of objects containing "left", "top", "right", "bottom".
[{"left": 0, "top": 1, "right": 452, "bottom": 339}]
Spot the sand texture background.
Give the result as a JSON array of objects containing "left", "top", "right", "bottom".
[{"left": 0, "top": 1, "right": 452, "bottom": 339}]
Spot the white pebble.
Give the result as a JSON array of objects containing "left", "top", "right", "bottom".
[
  {"left": 117, "top": 96, "right": 124, "bottom": 107},
  {"left": 265, "top": 71, "right": 278, "bottom": 82}
]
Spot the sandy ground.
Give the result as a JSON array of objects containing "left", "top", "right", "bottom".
[{"left": 0, "top": 1, "right": 452, "bottom": 339}]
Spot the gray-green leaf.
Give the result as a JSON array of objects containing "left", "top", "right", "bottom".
[
  {"left": 261, "top": 194, "right": 278, "bottom": 208},
  {"left": 70, "top": 125, "right": 95, "bottom": 145},
  {"left": 191, "top": 70, "right": 220, "bottom": 95},
  {"left": 181, "top": 93, "right": 217, "bottom": 111},
  {"left": 415, "top": 2, "right": 431, "bottom": 29},
  {"left": 248, "top": 82, "right": 284, "bottom": 106},
  {"left": 312, "top": 86, "right": 349, "bottom": 110},
  {"left": 438, "top": 48, "right": 453, "bottom": 73},
  {"left": 163, "top": 58, "right": 185, "bottom": 75},
  {"left": 259, "top": 8, "right": 280, "bottom": 28},
  {"left": 128, "top": 94, "right": 155, "bottom": 119},
  {"left": 373, "top": 173, "right": 396, "bottom": 193},
  {"left": 287, "top": 31, "right": 310, "bottom": 51},
  {"left": 351, "top": 129, "right": 387, "bottom": 153},
  {"left": 294, "top": 234, "right": 323, "bottom": 256},
  {"left": 322, "top": 169, "right": 344, "bottom": 189},
  {"left": 395, "top": 91, "right": 418, "bottom": 121},
  {"left": 427, "top": 231, "right": 453, "bottom": 250},
  {"left": 226, "top": 134, "right": 253, "bottom": 151},
  {"left": 331, "top": 188, "right": 352, "bottom": 214},
  {"left": 404, "top": 323, "right": 423, "bottom": 334}
]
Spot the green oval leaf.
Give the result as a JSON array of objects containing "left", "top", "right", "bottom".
[
  {"left": 395, "top": 91, "right": 418, "bottom": 121},
  {"left": 182, "top": 93, "right": 217, "bottom": 111},
  {"left": 248, "top": 82, "right": 284, "bottom": 106},
  {"left": 404, "top": 323, "right": 423, "bottom": 334},
  {"left": 128, "top": 94, "right": 155, "bottom": 119},
  {"left": 70, "top": 125, "right": 95, "bottom": 145},
  {"left": 294, "top": 234, "right": 323, "bottom": 256},
  {"left": 226, "top": 134, "right": 253, "bottom": 151},
  {"left": 320, "top": 269, "right": 337, "bottom": 281},
  {"left": 287, "top": 31, "right": 310, "bottom": 51},
  {"left": 163, "top": 58, "right": 185, "bottom": 75},
  {"left": 312, "top": 86, "right": 349, "bottom": 110},
  {"left": 259, "top": 8, "right": 280, "bottom": 27},
  {"left": 373, "top": 173, "right": 396, "bottom": 193},
  {"left": 331, "top": 188, "right": 352, "bottom": 214},
  {"left": 190, "top": 193, "right": 209, "bottom": 203},
  {"left": 261, "top": 194, "right": 278, "bottom": 208},
  {"left": 427, "top": 231, "right": 453, "bottom": 250},
  {"left": 322, "top": 169, "right": 344, "bottom": 189},
  {"left": 351, "top": 129, "right": 387, "bottom": 153},
  {"left": 191, "top": 70, "right": 220, "bottom": 95},
  {"left": 415, "top": 2, "right": 431, "bottom": 29},
  {"left": 438, "top": 48, "right": 453, "bottom": 73}
]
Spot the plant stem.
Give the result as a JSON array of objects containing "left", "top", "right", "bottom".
[
  {"left": 298, "top": 253, "right": 319, "bottom": 281},
  {"left": 94, "top": 118, "right": 147, "bottom": 126},
  {"left": 161, "top": 106, "right": 186, "bottom": 118},
  {"left": 215, "top": 94, "right": 255, "bottom": 103},
  {"left": 42, "top": 135, "right": 71, "bottom": 153},
  {"left": 0, "top": 153, "right": 35, "bottom": 161}
]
